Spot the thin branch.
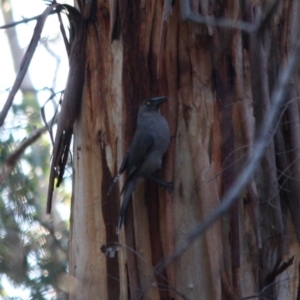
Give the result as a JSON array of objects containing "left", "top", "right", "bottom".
[
  {"left": 40, "top": 89, "right": 64, "bottom": 145},
  {"left": 0, "top": 13, "right": 53, "bottom": 29},
  {"left": 57, "top": 9, "right": 70, "bottom": 56},
  {"left": 52, "top": 0, "right": 70, "bottom": 56},
  {"left": 4, "top": 118, "right": 57, "bottom": 166},
  {"left": 5, "top": 127, "right": 47, "bottom": 165},
  {"left": 179, "top": 0, "right": 280, "bottom": 33},
  {"left": 0, "top": 119, "right": 57, "bottom": 185}
]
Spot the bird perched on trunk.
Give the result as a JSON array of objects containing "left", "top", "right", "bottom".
[{"left": 112, "top": 96, "right": 171, "bottom": 234}]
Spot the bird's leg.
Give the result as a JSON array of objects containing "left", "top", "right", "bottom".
[{"left": 149, "top": 177, "right": 173, "bottom": 192}]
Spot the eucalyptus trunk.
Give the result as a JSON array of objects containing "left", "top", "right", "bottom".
[{"left": 69, "top": 1, "right": 300, "bottom": 299}]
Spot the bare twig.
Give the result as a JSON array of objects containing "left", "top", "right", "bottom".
[
  {"left": 40, "top": 89, "right": 64, "bottom": 145},
  {"left": 0, "top": 13, "right": 54, "bottom": 29},
  {"left": 179, "top": 0, "right": 280, "bottom": 33},
  {"left": 6, "top": 128, "right": 47, "bottom": 165},
  {"left": 6, "top": 119, "right": 57, "bottom": 163}
]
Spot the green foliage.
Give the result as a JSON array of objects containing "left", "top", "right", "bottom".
[{"left": 0, "top": 92, "right": 69, "bottom": 299}]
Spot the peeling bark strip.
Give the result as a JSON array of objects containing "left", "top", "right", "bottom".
[{"left": 47, "top": 5, "right": 87, "bottom": 213}]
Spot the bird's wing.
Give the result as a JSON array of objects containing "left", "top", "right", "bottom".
[{"left": 120, "top": 132, "right": 154, "bottom": 194}]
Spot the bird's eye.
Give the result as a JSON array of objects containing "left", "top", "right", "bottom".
[{"left": 146, "top": 101, "right": 151, "bottom": 106}]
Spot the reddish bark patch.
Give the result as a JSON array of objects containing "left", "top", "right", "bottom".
[
  {"left": 214, "top": 47, "right": 240, "bottom": 293},
  {"left": 100, "top": 146, "right": 120, "bottom": 300}
]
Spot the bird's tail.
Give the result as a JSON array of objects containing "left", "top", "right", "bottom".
[
  {"left": 116, "top": 178, "right": 137, "bottom": 235},
  {"left": 107, "top": 174, "right": 120, "bottom": 196}
]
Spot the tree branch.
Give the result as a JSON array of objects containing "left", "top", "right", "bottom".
[
  {"left": 0, "top": 13, "right": 52, "bottom": 29},
  {"left": 6, "top": 127, "right": 47, "bottom": 165},
  {"left": 179, "top": 0, "right": 280, "bottom": 33},
  {"left": 0, "top": 119, "right": 56, "bottom": 185}
]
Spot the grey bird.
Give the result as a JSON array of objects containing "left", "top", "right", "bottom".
[{"left": 114, "top": 96, "right": 172, "bottom": 234}]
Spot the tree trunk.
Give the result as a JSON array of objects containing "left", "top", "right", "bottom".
[{"left": 69, "top": 0, "right": 300, "bottom": 299}]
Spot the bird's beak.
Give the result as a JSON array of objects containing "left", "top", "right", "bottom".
[{"left": 152, "top": 96, "right": 168, "bottom": 106}]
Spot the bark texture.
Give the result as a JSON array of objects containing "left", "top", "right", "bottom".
[{"left": 69, "top": 0, "right": 300, "bottom": 299}]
